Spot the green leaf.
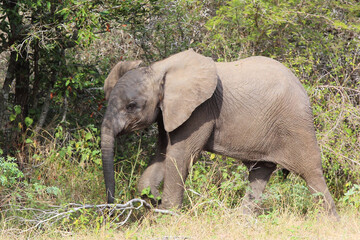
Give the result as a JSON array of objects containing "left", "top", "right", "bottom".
[
  {"left": 25, "top": 117, "right": 33, "bottom": 127},
  {"left": 85, "top": 132, "right": 93, "bottom": 141},
  {"left": 25, "top": 138, "right": 33, "bottom": 144},
  {"left": 14, "top": 105, "right": 21, "bottom": 115},
  {"left": 141, "top": 187, "right": 150, "bottom": 195},
  {"left": 141, "top": 187, "right": 155, "bottom": 199},
  {"left": 10, "top": 114, "right": 16, "bottom": 122},
  {"left": 344, "top": 127, "right": 352, "bottom": 135},
  {"left": 333, "top": 20, "right": 348, "bottom": 30}
]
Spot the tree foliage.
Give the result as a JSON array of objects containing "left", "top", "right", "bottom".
[{"left": 0, "top": 0, "right": 150, "bottom": 155}]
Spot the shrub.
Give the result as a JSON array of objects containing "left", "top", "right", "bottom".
[{"left": 0, "top": 153, "right": 24, "bottom": 189}]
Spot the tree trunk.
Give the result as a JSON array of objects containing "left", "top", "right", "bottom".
[
  {"left": 14, "top": 49, "right": 30, "bottom": 130},
  {"left": 0, "top": 51, "right": 16, "bottom": 156},
  {"left": 31, "top": 39, "right": 40, "bottom": 109},
  {"left": 1, "top": 0, "right": 31, "bottom": 158}
]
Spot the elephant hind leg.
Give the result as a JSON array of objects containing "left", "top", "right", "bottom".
[
  {"left": 278, "top": 136, "right": 339, "bottom": 219},
  {"left": 241, "top": 161, "right": 276, "bottom": 214},
  {"left": 301, "top": 170, "right": 339, "bottom": 219}
]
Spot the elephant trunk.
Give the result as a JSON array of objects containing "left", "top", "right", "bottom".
[{"left": 101, "top": 117, "right": 123, "bottom": 203}]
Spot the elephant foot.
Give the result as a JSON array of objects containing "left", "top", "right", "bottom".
[
  {"left": 239, "top": 197, "right": 265, "bottom": 216},
  {"left": 156, "top": 197, "right": 183, "bottom": 211},
  {"left": 140, "top": 194, "right": 161, "bottom": 207}
]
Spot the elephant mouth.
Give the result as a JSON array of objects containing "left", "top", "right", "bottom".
[
  {"left": 128, "top": 124, "right": 147, "bottom": 133},
  {"left": 122, "top": 118, "right": 146, "bottom": 134}
]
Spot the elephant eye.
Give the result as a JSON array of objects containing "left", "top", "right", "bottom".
[{"left": 126, "top": 102, "right": 137, "bottom": 112}]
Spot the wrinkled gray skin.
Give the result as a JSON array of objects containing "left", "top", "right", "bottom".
[{"left": 101, "top": 49, "right": 338, "bottom": 218}]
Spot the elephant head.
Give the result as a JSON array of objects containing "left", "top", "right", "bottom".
[
  {"left": 103, "top": 60, "right": 143, "bottom": 100},
  {"left": 101, "top": 49, "right": 218, "bottom": 203}
]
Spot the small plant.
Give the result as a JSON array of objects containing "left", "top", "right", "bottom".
[
  {"left": 141, "top": 186, "right": 161, "bottom": 203},
  {"left": 261, "top": 174, "right": 318, "bottom": 215},
  {"left": 0, "top": 154, "right": 24, "bottom": 188},
  {"left": 341, "top": 184, "right": 360, "bottom": 209}
]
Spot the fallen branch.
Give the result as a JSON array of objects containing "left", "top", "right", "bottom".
[{"left": 3, "top": 198, "right": 178, "bottom": 233}]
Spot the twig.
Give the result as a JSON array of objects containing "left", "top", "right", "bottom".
[
  {"left": 316, "top": 85, "right": 347, "bottom": 136},
  {"left": 85, "top": 87, "right": 103, "bottom": 91},
  {"left": 321, "top": 145, "right": 360, "bottom": 167},
  {"left": 316, "top": 85, "right": 360, "bottom": 95},
  {"left": 61, "top": 96, "right": 68, "bottom": 123}
]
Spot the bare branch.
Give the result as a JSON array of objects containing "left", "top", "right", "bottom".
[{"left": 2, "top": 198, "right": 178, "bottom": 233}]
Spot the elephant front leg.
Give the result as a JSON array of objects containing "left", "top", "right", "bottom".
[
  {"left": 160, "top": 148, "right": 194, "bottom": 209},
  {"left": 137, "top": 118, "right": 167, "bottom": 203},
  {"left": 158, "top": 105, "right": 214, "bottom": 209}
]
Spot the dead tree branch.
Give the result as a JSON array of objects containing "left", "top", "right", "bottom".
[{"left": 2, "top": 198, "right": 178, "bottom": 233}]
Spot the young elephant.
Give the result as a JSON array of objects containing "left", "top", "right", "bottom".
[{"left": 101, "top": 49, "right": 338, "bottom": 218}]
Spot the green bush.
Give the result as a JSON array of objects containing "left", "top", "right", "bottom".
[
  {"left": 340, "top": 184, "right": 360, "bottom": 209},
  {"left": 0, "top": 154, "right": 24, "bottom": 188}
]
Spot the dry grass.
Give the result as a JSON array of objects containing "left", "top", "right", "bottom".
[
  {"left": 119, "top": 209, "right": 360, "bottom": 240},
  {"left": 1, "top": 207, "right": 359, "bottom": 240}
]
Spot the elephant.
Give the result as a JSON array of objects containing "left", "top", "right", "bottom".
[
  {"left": 101, "top": 49, "right": 338, "bottom": 218},
  {"left": 104, "top": 59, "right": 143, "bottom": 100}
]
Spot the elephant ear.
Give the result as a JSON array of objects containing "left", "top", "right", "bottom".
[
  {"left": 153, "top": 49, "right": 218, "bottom": 132},
  {"left": 104, "top": 60, "right": 142, "bottom": 100}
]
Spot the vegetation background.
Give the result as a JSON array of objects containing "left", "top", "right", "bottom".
[{"left": 0, "top": 0, "right": 359, "bottom": 239}]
